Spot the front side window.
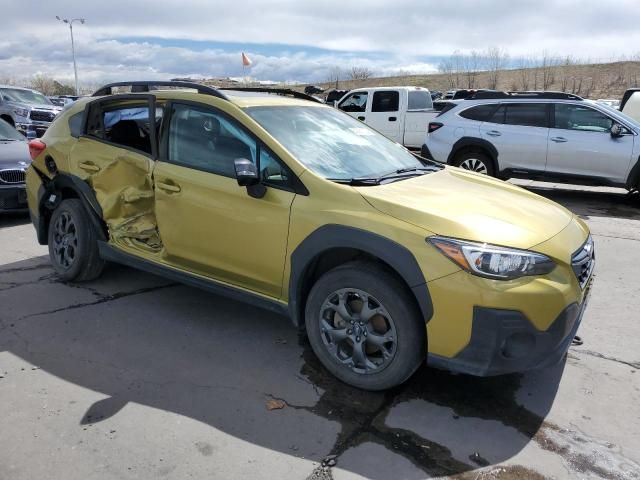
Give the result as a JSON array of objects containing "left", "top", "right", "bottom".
[
  {"left": 504, "top": 103, "right": 548, "bottom": 128},
  {"left": 245, "top": 105, "right": 427, "bottom": 181},
  {"left": 372, "top": 91, "right": 399, "bottom": 112},
  {"left": 167, "top": 103, "right": 292, "bottom": 188},
  {"left": 554, "top": 104, "right": 613, "bottom": 132},
  {"left": 408, "top": 91, "right": 432, "bottom": 110},
  {"left": 338, "top": 92, "right": 369, "bottom": 113}
]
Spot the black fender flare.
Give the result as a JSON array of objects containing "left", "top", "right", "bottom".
[
  {"left": 288, "top": 224, "right": 433, "bottom": 327},
  {"left": 626, "top": 155, "right": 640, "bottom": 190},
  {"left": 36, "top": 171, "right": 107, "bottom": 244},
  {"left": 447, "top": 137, "right": 499, "bottom": 167}
]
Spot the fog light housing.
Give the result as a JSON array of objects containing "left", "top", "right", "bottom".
[{"left": 501, "top": 332, "right": 536, "bottom": 359}]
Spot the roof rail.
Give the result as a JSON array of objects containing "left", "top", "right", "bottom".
[
  {"left": 219, "top": 87, "right": 323, "bottom": 103},
  {"left": 91, "top": 81, "right": 229, "bottom": 100},
  {"left": 466, "top": 91, "right": 583, "bottom": 101}
]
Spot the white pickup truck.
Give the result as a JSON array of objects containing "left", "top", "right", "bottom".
[{"left": 336, "top": 86, "right": 438, "bottom": 148}]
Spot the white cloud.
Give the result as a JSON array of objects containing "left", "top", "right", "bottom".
[{"left": 1, "top": 0, "right": 639, "bottom": 86}]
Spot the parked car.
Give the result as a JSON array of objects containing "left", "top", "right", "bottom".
[
  {"left": 337, "top": 86, "right": 438, "bottom": 148},
  {"left": 0, "top": 85, "right": 62, "bottom": 139},
  {"left": 423, "top": 91, "right": 640, "bottom": 192},
  {"left": 48, "top": 96, "right": 76, "bottom": 108},
  {"left": 430, "top": 90, "right": 443, "bottom": 100},
  {"left": 620, "top": 88, "right": 640, "bottom": 123},
  {"left": 26, "top": 81, "right": 593, "bottom": 390},
  {"left": 596, "top": 98, "right": 620, "bottom": 109},
  {"left": 0, "top": 118, "right": 31, "bottom": 212}
]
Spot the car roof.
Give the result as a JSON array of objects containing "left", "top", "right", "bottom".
[{"left": 347, "top": 86, "right": 431, "bottom": 93}]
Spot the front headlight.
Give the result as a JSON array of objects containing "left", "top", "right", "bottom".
[
  {"left": 427, "top": 236, "right": 555, "bottom": 280},
  {"left": 13, "top": 107, "right": 29, "bottom": 118}
]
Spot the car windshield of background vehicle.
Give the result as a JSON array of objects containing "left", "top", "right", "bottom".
[
  {"left": 0, "top": 88, "right": 52, "bottom": 106},
  {"left": 246, "top": 106, "right": 427, "bottom": 181},
  {"left": 0, "top": 118, "right": 25, "bottom": 141}
]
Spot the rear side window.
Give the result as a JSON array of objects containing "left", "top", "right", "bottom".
[
  {"left": 102, "top": 104, "right": 155, "bottom": 154},
  {"left": 459, "top": 104, "right": 498, "bottom": 121},
  {"left": 408, "top": 91, "right": 432, "bottom": 110},
  {"left": 68, "top": 112, "right": 83, "bottom": 138},
  {"left": 372, "top": 91, "right": 399, "bottom": 112},
  {"left": 504, "top": 103, "right": 548, "bottom": 128}
]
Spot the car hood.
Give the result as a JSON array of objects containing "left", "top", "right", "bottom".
[
  {"left": 358, "top": 168, "right": 574, "bottom": 249},
  {"left": 0, "top": 140, "right": 31, "bottom": 168},
  {"left": 6, "top": 100, "right": 61, "bottom": 112}
]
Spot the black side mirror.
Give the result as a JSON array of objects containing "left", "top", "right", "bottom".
[
  {"left": 234, "top": 158, "right": 266, "bottom": 198},
  {"left": 610, "top": 123, "right": 624, "bottom": 137}
]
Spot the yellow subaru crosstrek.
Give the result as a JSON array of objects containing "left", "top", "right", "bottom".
[{"left": 25, "top": 81, "right": 594, "bottom": 391}]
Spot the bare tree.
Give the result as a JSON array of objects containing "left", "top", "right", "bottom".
[
  {"left": 326, "top": 66, "right": 342, "bottom": 89},
  {"left": 517, "top": 57, "right": 532, "bottom": 90},
  {"left": 438, "top": 58, "right": 456, "bottom": 88},
  {"left": 540, "top": 50, "right": 558, "bottom": 90},
  {"left": 462, "top": 50, "right": 481, "bottom": 89},
  {"left": 485, "top": 47, "right": 509, "bottom": 89},
  {"left": 349, "top": 66, "right": 373, "bottom": 80},
  {"left": 30, "top": 75, "right": 56, "bottom": 95},
  {"left": 452, "top": 50, "right": 463, "bottom": 88}
]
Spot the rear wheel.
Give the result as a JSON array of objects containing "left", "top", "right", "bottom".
[
  {"left": 48, "top": 199, "right": 105, "bottom": 282},
  {"left": 305, "top": 261, "right": 425, "bottom": 391},
  {"left": 453, "top": 151, "right": 495, "bottom": 176}
]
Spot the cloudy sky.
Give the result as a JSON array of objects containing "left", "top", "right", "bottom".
[{"left": 2, "top": 0, "right": 640, "bottom": 86}]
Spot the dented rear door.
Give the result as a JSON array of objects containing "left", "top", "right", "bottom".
[{"left": 68, "top": 95, "right": 162, "bottom": 251}]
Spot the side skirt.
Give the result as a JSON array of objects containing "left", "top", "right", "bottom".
[{"left": 98, "top": 241, "right": 289, "bottom": 318}]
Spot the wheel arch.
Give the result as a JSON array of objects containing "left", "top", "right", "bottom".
[
  {"left": 35, "top": 170, "right": 107, "bottom": 245},
  {"left": 447, "top": 137, "right": 498, "bottom": 171},
  {"left": 288, "top": 225, "right": 433, "bottom": 329}
]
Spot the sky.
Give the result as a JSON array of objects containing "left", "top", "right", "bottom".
[{"left": 1, "top": 0, "right": 640, "bottom": 87}]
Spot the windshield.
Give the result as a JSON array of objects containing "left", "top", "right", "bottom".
[
  {"left": 1, "top": 88, "right": 52, "bottom": 105},
  {"left": 245, "top": 106, "right": 425, "bottom": 180},
  {"left": 0, "top": 118, "right": 25, "bottom": 140}
]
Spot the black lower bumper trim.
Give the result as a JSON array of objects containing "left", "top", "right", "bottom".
[
  {"left": 0, "top": 186, "right": 28, "bottom": 212},
  {"left": 428, "top": 299, "right": 588, "bottom": 376}
]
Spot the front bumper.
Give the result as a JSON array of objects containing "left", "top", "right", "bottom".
[
  {"left": 0, "top": 185, "right": 28, "bottom": 212},
  {"left": 428, "top": 278, "right": 592, "bottom": 376},
  {"left": 16, "top": 122, "right": 51, "bottom": 139}
]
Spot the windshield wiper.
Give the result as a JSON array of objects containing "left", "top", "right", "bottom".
[
  {"left": 329, "top": 177, "right": 380, "bottom": 186},
  {"left": 0, "top": 138, "right": 18, "bottom": 142},
  {"left": 394, "top": 166, "right": 439, "bottom": 174}
]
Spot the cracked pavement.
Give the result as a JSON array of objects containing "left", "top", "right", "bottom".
[{"left": 0, "top": 182, "right": 639, "bottom": 480}]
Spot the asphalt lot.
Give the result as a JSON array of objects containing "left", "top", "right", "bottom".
[{"left": 0, "top": 183, "right": 639, "bottom": 480}]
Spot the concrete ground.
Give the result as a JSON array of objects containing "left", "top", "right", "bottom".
[{"left": 0, "top": 183, "right": 639, "bottom": 480}]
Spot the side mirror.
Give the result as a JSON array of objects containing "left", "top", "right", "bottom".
[
  {"left": 234, "top": 158, "right": 266, "bottom": 198},
  {"left": 610, "top": 123, "right": 624, "bottom": 137}
]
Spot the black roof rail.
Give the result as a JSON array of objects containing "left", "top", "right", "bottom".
[
  {"left": 219, "top": 87, "right": 323, "bottom": 103},
  {"left": 466, "top": 90, "right": 583, "bottom": 101},
  {"left": 91, "top": 81, "right": 229, "bottom": 100}
]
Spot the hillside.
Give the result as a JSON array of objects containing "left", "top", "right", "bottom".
[{"left": 308, "top": 61, "right": 640, "bottom": 100}]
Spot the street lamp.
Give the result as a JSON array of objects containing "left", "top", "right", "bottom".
[{"left": 56, "top": 16, "right": 86, "bottom": 95}]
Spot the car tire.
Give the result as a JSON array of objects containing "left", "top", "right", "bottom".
[
  {"left": 48, "top": 199, "right": 105, "bottom": 282},
  {"left": 305, "top": 261, "right": 425, "bottom": 391},
  {"left": 452, "top": 151, "right": 495, "bottom": 176}
]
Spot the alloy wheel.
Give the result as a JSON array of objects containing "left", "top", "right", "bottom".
[
  {"left": 459, "top": 158, "right": 488, "bottom": 174},
  {"left": 51, "top": 211, "right": 78, "bottom": 269},
  {"left": 319, "top": 288, "right": 397, "bottom": 374}
]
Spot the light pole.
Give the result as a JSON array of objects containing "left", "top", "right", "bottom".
[{"left": 56, "top": 16, "right": 86, "bottom": 95}]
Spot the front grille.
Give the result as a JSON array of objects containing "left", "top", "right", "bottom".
[
  {"left": 0, "top": 169, "right": 26, "bottom": 184},
  {"left": 29, "top": 110, "right": 56, "bottom": 122},
  {"left": 571, "top": 235, "right": 595, "bottom": 289}
]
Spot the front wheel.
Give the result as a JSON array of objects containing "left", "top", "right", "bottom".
[
  {"left": 305, "top": 261, "right": 425, "bottom": 391},
  {"left": 48, "top": 199, "right": 105, "bottom": 282},
  {"left": 452, "top": 151, "right": 495, "bottom": 176}
]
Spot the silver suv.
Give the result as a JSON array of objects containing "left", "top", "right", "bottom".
[
  {"left": 0, "top": 85, "right": 62, "bottom": 139},
  {"left": 422, "top": 91, "right": 640, "bottom": 192}
]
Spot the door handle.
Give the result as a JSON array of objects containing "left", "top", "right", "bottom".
[
  {"left": 485, "top": 130, "right": 502, "bottom": 137},
  {"left": 551, "top": 137, "right": 568, "bottom": 143},
  {"left": 156, "top": 181, "right": 181, "bottom": 193},
  {"left": 388, "top": 116, "right": 397, "bottom": 122},
  {"left": 78, "top": 162, "right": 100, "bottom": 172},
  {"left": 357, "top": 116, "right": 365, "bottom": 121}
]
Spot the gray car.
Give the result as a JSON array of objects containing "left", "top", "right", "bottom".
[
  {"left": 422, "top": 91, "right": 640, "bottom": 192},
  {"left": 0, "top": 118, "right": 31, "bottom": 212},
  {"left": 0, "top": 85, "right": 62, "bottom": 139}
]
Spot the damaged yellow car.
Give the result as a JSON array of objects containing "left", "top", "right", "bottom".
[{"left": 26, "top": 81, "right": 594, "bottom": 390}]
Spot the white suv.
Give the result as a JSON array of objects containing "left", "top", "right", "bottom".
[{"left": 422, "top": 91, "right": 640, "bottom": 192}]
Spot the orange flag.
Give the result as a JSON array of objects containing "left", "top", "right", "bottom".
[{"left": 241, "top": 52, "right": 252, "bottom": 67}]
